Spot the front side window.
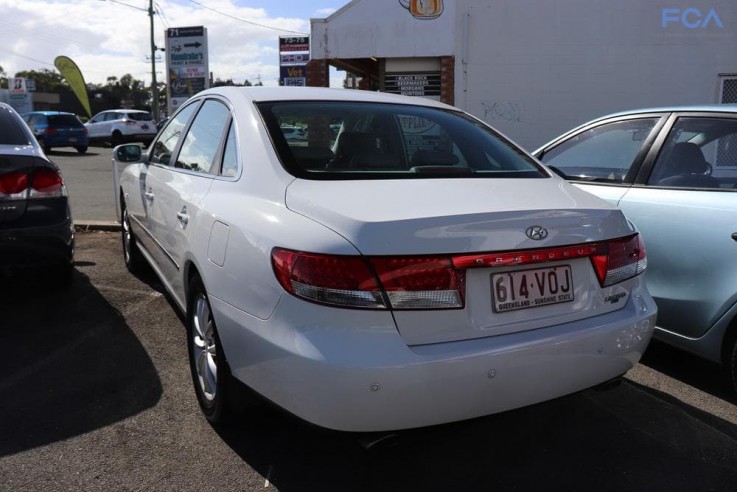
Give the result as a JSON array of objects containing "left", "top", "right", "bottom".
[
  {"left": 257, "top": 101, "right": 545, "bottom": 180},
  {"left": 540, "top": 118, "right": 659, "bottom": 183},
  {"left": 175, "top": 100, "right": 231, "bottom": 174},
  {"left": 648, "top": 117, "right": 737, "bottom": 189},
  {"left": 149, "top": 103, "right": 198, "bottom": 166}
]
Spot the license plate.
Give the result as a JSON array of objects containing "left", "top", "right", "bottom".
[
  {"left": 492, "top": 265, "right": 574, "bottom": 313},
  {"left": 69, "top": 137, "right": 77, "bottom": 142}
]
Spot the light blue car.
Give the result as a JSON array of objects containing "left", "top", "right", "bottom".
[{"left": 534, "top": 105, "right": 737, "bottom": 393}]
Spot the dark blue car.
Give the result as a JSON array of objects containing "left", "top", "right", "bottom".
[{"left": 21, "top": 111, "right": 89, "bottom": 154}]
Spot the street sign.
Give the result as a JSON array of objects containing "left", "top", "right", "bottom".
[{"left": 166, "top": 26, "right": 209, "bottom": 115}]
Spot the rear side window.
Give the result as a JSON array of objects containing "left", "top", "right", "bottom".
[
  {"left": 127, "top": 112, "right": 153, "bottom": 122},
  {"left": 256, "top": 101, "right": 545, "bottom": 180},
  {"left": 0, "top": 107, "right": 32, "bottom": 145}
]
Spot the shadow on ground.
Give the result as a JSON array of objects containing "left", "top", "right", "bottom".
[
  {"left": 213, "top": 378, "right": 737, "bottom": 491},
  {"left": 0, "top": 268, "right": 162, "bottom": 457}
]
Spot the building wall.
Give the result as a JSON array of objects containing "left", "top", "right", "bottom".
[
  {"left": 454, "top": 0, "right": 737, "bottom": 148},
  {"left": 312, "top": 0, "right": 455, "bottom": 60},
  {"left": 311, "top": 0, "right": 737, "bottom": 149}
]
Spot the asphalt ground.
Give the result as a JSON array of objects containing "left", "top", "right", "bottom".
[{"left": 2, "top": 230, "right": 737, "bottom": 491}]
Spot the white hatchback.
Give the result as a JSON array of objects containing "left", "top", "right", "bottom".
[
  {"left": 114, "top": 87, "right": 656, "bottom": 432},
  {"left": 85, "top": 109, "right": 157, "bottom": 146}
]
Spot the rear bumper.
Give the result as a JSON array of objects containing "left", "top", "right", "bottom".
[
  {"left": 213, "top": 289, "right": 656, "bottom": 432},
  {"left": 0, "top": 218, "right": 74, "bottom": 270},
  {"left": 46, "top": 136, "right": 89, "bottom": 147}
]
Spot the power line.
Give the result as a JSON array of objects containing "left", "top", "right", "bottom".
[{"left": 186, "top": 0, "right": 308, "bottom": 35}]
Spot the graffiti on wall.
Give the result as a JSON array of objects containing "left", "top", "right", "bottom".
[{"left": 480, "top": 101, "right": 523, "bottom": 124}]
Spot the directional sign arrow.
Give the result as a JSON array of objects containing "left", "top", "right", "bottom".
[{"left": 184, "top": 42, "right": 202, "bottom": 48}]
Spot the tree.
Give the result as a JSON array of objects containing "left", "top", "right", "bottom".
[
  {"left": 0, "top": 66, "right": 7, "bottom": 89},
  {"left": 14, "top": 69, "right": 67, "bottom": 91}
]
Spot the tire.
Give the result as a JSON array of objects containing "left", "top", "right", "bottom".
[
  {"left": 121, "top": 199, "right": 144, "bottom": 274},
  {"left": 187, "top": 275, "right": 231, "bottom": 424},
  {"left": 112, "top": 132, "right": 124, "bottom": 147},
  {"left": 38, "top": 137, "right": 51, "bottom": 154},
  {"left": 76, "top": 146, "right": 88, "bottom": 154}
]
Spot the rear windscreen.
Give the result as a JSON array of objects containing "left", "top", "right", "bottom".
[
  {"left": 48, "top": 115, "right": 83, "bottom": 127},
  {"left": 256, "top": 100, "right": 546, "bottom": 180},
  {"left": 0, "top": 108, "right": 32, "bottom": 146}
]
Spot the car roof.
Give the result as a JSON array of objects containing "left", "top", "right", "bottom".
[
  {"left": 100, "top": 109, "right": 150, "bottom": 113},
  {"left": 589, "top": 104, "right": 737, "bottom": 120},
  {"left": 22, "top": 110, "right": 77, "bottom": 116},
  {"left": 194, "top": 86, "right": 457, "bottom": 111}
]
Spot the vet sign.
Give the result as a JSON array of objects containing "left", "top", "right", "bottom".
[{"left": 661, "top": 8, "right": 724, "bottom": 29}]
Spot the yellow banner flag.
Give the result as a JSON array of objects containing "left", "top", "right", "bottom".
[{"left": 54, "top": 56, "right": 91, "bottom": 117}]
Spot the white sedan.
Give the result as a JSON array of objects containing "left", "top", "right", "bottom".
[{"left": 114, "top": 87, "right": 656, "bottom": 432}]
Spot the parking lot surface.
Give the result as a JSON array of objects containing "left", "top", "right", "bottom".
[{"left": 2, "top": 231, "right": 737, "bottom": 491}]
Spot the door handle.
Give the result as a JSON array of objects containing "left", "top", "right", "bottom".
[
  {"left": 144, "top": 189, "right": 154, "bottom": 202},
  {"left": 177, "top": 207, "right": 189, "bottom": 227}
]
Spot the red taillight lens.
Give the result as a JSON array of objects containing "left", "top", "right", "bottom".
[
  {"left": 371, "top": 257, "right": 465, "bottom": 309},
  {"left": 271, "top": 249, "right": 465, "bottom": 309},
  {"left": 272, "top": 249, "right": 384, "bottom": 308},
  {"left": 0, "top": 171, "right": 29, "bottom": 197},
  {"left": 124, "top": 119, "right": 137, "bottom": 126},
  {"left": 44, "top": 127, "right": 57, "bottom": 135},
  {"left": 591, "top": 235, "right": 647, "bottom": 287},
  {"left": 30, "top": 169, "right": 66, "bottom": 198}
]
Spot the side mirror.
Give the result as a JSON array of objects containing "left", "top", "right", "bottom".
[{"left": 114, "top": 144, "right": 143, "bottom": 163}]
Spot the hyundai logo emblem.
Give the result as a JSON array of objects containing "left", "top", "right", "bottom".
[{"left": 526, "top": 226, "right": 548, "bottom": 240}]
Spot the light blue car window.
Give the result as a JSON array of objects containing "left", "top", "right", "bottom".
[
  {"left": 648, "top": 117, "right": 737, "bottom": 189},
  {"left": 541, "top": 118, "right": 659, "bottom": 183}
]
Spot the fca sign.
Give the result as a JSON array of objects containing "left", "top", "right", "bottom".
[{"left": 662, "top": 8, "right": 724, "bottom": 29}]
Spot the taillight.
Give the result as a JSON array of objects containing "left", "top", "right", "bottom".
[
  {"left": 30, "top": 168, "right": 65, "bottom": 198},
  {"left": 0, "top": 171, "right": 29, "bottom": 198},
  {"left": 271, "top": 248, "right": 465, "bottom": 310},
  {"left": 0, "top": 169, "right": 66, "bottom": 199},
  {"left": 590, "top": 235, "right": 647, "bottom": 287},
  {"left": 452, "top": 234, "right": 646, "bottom": 287},
  {"left": 123, "top": 119, "right": 137, "bottom": 126},
  {"left": 371, "top": 257, "right": 465, "bottom": 309},
  {"left": 44, "top": 127, "right": 57, "bottom": 135}
]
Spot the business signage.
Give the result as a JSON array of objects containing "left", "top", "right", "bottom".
[
  {"left": 279, "top": 36, "right": 310, "bottom": 52},
  {"left": 280, "top": 53, "right": 310, "bottom": 65},
  {"left": 279, "top": 36, "right": 309, "bottom": 86},
  {"left": 10, "top": 77, "right": 27, "bottom": 94},
  {"left": 166, "top": 26, "right": 209, "bottom": 115},
  {"left": 385, "top": 72, "right": 442, "bottom": 98}
]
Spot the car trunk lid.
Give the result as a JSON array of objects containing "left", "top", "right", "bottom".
[{"left": 285, "top": 178, "right": 639, "bottom": 345}]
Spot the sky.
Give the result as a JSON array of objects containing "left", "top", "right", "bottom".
[{"left": 0, "top": 0, "right": 348, "bottom": 87}]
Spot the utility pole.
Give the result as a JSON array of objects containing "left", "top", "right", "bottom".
[{"left": 149, "top": 0, "right": 159, "bottom": 122}]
